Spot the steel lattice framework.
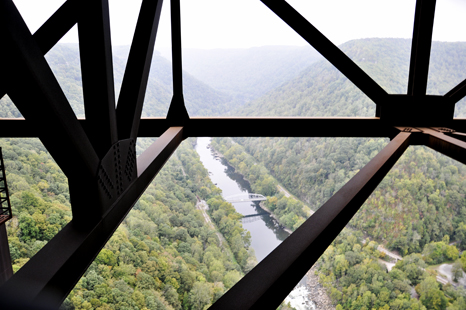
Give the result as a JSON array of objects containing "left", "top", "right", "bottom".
[{"left": 1, "top": 0, "right": 466, "bottom": 309}]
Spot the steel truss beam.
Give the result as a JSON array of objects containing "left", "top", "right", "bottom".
[
  {"left": 3, "top": 0, "right": 466, "bottom": 309},
  {"left": 0, "top": 117, "right": 395, "bottom": 138}
]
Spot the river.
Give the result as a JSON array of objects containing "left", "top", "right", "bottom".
[{"left": 195, "top": 137, "right": 316, "bottom": 310}]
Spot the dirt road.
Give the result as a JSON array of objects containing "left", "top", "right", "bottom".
[{"left": 196, "top": 199, "right": 224, "bottom": 248}]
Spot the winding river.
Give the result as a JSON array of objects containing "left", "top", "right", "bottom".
[{"left": 195, "top": 137, "right": 316, "bottom": 309}]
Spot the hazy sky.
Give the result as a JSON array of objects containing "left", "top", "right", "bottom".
[{"left": 12, "top": 0, "right": 466, "bottom": 49}]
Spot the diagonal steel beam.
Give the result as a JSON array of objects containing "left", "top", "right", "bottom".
[
  {"left": 78, "top": 0, "right": 118, "bottom": 158},
  {"left": 407, "top": 0, "right": 436, "bottom": 97},
  {"left": 0, "top": 127, "right": 184, "bottom": 308},
  {"left": 210, "top": 131, "right": 411, "bottom": 310},
  {"left": 260, "top": 0, "right": 389, "bottom": 108},
  {"left": 116, "top": 0, "right": 164, "bottom": 140},
  {"left": 445, "top": 78, "right": 466, "bottom": 106},
  {"left": 0, "top": 0, "right": 99, "bottom": 181},
  {"left": 0, "top": 0, "right": 80, "bottom": 100}
]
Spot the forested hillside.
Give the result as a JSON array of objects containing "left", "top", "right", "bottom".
[
  {"left": 180, "top": 45, "right": 321, "bottom": 106},
  {"left": 0, "top": 43, "right": 234, "bottom": 119},
  {"left": 237, "top": 38, "right": 466, "bottom": 117}
]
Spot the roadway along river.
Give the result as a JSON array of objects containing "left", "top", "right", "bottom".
[{"left": 195, "top": 137, "right": 316, "bottom": 309}]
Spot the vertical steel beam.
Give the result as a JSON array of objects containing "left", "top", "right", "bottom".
[
  {"left": 166, "top": 0, "right": 189, "bottom": 124},
  {"left": 78, "top": 0, "right": 118, "bottom": 158},
  {"left": 116, "top": 0, "right": 164, "bottom": 140},
  {"left": 0, "top": 224, "right": 12, "bottom": 286},
  {"left": 260, "top": 0, "right": 388, "bottom": 109},
  {"left": 407, "top": 0, "right": 436, "bottom": 97},
  {"left": 210, "top": 131, "right": 411, "bottom": 310}
]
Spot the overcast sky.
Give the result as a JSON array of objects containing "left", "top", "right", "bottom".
[{"left": 12, "top": 0, "right": 466, "bottom": 49}]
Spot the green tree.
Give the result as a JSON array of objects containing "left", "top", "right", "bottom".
[
  {"left": 418, "top": 277, "right": 447, "bottom": 310},
  {"left": 189, "top": 282, "right": 213, "bottom": 310}
]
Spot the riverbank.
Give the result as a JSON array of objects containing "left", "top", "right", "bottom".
[
  {"left": 259, "top": 202, "right": 293, "bottom": 234},
  {"left": 306, "top": 265, "right": 335, "bottom": 310}
]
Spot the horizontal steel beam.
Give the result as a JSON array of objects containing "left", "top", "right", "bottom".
[
  {"left": 0, "top": 127, "right": 184, "bottom": 308},
  {"left": 0, "top": 117, "right": 396, "bottom": 138},
  {"left": 147, "top": 117, "right": 397, "bottom": 138},
  {"left": 5, "top": 118, "right": 466, "bottom": 141},
  {"left": 5, "top": 118, "right": 466, "bottom": 139},
  {"left": 209, "top": 131, "right": 411, "bottom": 309}
]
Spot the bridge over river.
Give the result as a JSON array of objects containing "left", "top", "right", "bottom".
[{"left": 224, "top": 193, "right": 266, "bottom": 203}]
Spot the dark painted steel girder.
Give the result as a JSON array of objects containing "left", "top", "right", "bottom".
[
  {"left": 0, "top": 127, "right": 184, "bottom": 308},
  {"left": 408, "top": 0, "right": 436, "bottom": 97},
  {"left": 166, "top": 0, "right": 189, "bottom": 124},
  {"left": 4, "top": 118, "right": 466, "bottom": 139},
  {"left": 260, "top": 0, "right": 389, "bottom": 108},
  {"left": 78, "top": 0, "right": 118, "bottom": 158},
  {"left": 116, "top": 0, "right": 164, "bottom": 140},
  {"left": 210, "top": 131, "right": 411, "bottom": 309}
]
